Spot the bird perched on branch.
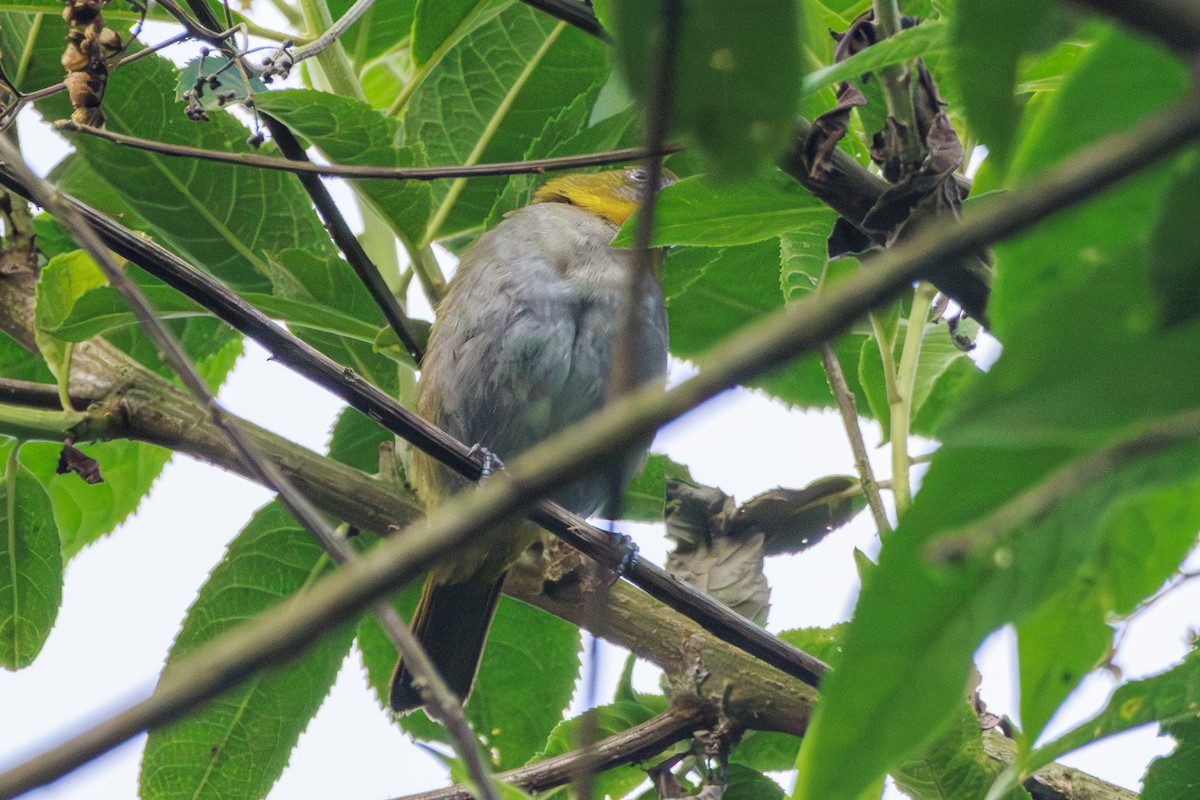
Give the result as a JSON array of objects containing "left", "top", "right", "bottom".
[{"left": 389, "top": 167, "right": 672, "bottom": 713}]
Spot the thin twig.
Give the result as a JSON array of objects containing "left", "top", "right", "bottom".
[
  {"left": 394, "top": 708, "right": 707, "bottom": 800},
  {"left": 889, "top": 281, "right": 936, "bottom": 514},
  {"left": 54, "top": 121, "right": 666, "bottom": 180},
  {"left": 258, "top": 114, "right": 426, "bottom": 365},
  {"left": 264, "top": 0, "right": 378, "bottom": 77},
  {"left": 820, "top": 344, "right": 891, "bottom": 534},
  {"left": 2, "top": 85, "right": 1199, "bottom": 799},
  {"left": 0, "top": 142, "right": 499, "bottom": 800},
  {"left": 0, "top": 378, "right": 88, "bottom": 411}
]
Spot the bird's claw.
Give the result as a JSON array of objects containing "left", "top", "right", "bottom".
[
  {"left": 466, "top": 444, "right": 504, "bottom": 480},
  {"left": 609, "top": 531, "right": 639, "bottom": 576}
]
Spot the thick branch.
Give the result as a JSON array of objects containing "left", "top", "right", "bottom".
[{"left": 983, "top": 731, "right": 1139, "bottom": 800}]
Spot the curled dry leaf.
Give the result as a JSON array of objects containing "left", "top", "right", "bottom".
[
  {"left": 61, "top": 0, "right": 122, "bottom": 128},
  {"left": 802, "top": 11, "right": 993, "bottom": 323},
  {"left": 663, "top": 476, "right": 866, "bottom": 625},
  {"left": 56, "top": 443, "right": 104, "bottom": 484}
]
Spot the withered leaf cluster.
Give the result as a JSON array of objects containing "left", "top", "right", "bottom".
[
  {"left": 62, "top": 0, "right": 122, "bottom": 127},
  {"left": 664, "top": 476, "right": 864, "bottom": 625},
  {"left": 804, "top": 10, "right": 992, "bottom": 325}
]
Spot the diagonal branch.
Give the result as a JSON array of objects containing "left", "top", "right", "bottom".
[
  {"left": 257, "top": 113, "right": 426, "bottom": 366},
  {"left": 2, "top": 83, "right": 1197, "bottom": 800}
]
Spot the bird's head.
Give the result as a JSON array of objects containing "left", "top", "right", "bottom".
[{"left": 532, "top": 167, "right": 676, "bottom": 227}]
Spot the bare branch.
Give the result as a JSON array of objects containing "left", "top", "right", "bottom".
[
  {"left": 56, "top": 120, "right": 668, "bottom": 181},
  {"left": 261, "top": 0, "right": 378, "bottom": 78},
  {"left": 257, "top": 114, "right": 426, "bottom": 366},
  {"left": 394, "top": 708, "right": 708, "bottom": 800},
  {"left": 819, "top": 344, "right": 891, "bottom": 534}
]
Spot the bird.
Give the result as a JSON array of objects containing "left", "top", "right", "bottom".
[{"left": 389, "top": 167, "right": 672, "bottom": 713}]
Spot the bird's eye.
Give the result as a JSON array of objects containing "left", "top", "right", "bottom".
[{"left": 628, "top": 168, "right": 648, "bottom": 182}]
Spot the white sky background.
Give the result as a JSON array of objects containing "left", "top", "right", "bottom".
[{"left": 1, "top": 12, "right": 1199, "bottom": 800}]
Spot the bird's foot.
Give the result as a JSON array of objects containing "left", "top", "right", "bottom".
[
  {"left": 466, "top": 444, "right": 505, "bottom": 480},
  {"left": 607, "top": 529, "right": 640, "bottom": 576}
]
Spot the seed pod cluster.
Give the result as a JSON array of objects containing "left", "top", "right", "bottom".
[{"left": 61, "top": 0, "right": 121, "bottom": 127}]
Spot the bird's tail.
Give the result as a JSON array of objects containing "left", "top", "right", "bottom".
[{"left": 388, "top": 570, "right": 506, "bottom": 714}]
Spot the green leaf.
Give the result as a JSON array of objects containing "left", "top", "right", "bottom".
[
  {"left": 950, "top": 1, "right": 1051, "bottom": 171},
  {"left": 859, "top": 316, "right": 982, "bottom": 440},
  {"left": 779, "top": 624, "right": 846, "bottom": 667},
  {"left": 140, "top": 502, "right": 356, "bottom": 800},
  {"left": 404, "top": 2, "right": 608, "bottom": 241},
  {"left": 0, "top": 10, "right": 73, "bottom": 99},
  {"left": 33, "top": 248, "right": 243, "bottom": 392},
  {"left": 1148, "top": 151, "right": 1200, "bottom": 328},
  {"left": 1028, "top": 647, "right": 1200, "bottom": 774},
  {"left": 607, "top": 0, "right": 803, "bottom": 178},
  {"left": 261, "top": 249, "right": 401, "bottom": 394},
  {"left": 253, "top": 89, "right": 432, "bottom": 248},
  {"left": 358, "top": 591, "right": 581, "bottom": 770},
  {"left": 412, "top": 0, "right": 490, "bottom": 66},
  {"left": 723, "top": 764, "right": 784, "bottom": 800},
  {"left": 1143, "top": 716, "right": 1200, "bottom": 800},
  {"left": 665, "top": 240, "right": 865, "bottom": 412},
  {"left": 802, "top": 19, "right": 949, "bottom": 98},
  {"left": 790, "top": 32, "right": 1200, "bottom": 786},
  {"left": 327, "top": 407, "right": 391, "bottom": 473},
  {"left": 0, "top": 451, "right": 62, "bottom": 670},
  {"left": 33, "top": 250, "right": 107, "bottom": 387},
  {"left": 60, "top": 54, "right": 341, "bottom": 292},
  {"left": 614, "top": 171, "right": 833, "bottom": 248},
  {"left": 893, "top": 703, "right": 1032, "bottom": 800},
  {"left": 28, "top": 252, "right": 239, "bottom": 556},
  {"left": 21, "top": 440, "right": 173, "bottom": 559},
  {"left": 328, "top": 0, "right": 416, "bottom": 66},
  {"left": 1015, "top": 582, "right": 1111, "bottom": 747},
  {"left": 44, "top": 283, "right": 382, "bottom": 347},
  {"left": 732, "top": 730, "right": 801, "bottom": 773},
  {"left": 1016, "top": 476, "right": 1200, "bottom": 748},
  {"left": 621, "top": 453, "right": 694, "bottom": 521}
]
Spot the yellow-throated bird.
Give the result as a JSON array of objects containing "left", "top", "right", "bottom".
[{"left": 389, "top": 168, "right": 672, "bottom": 713}]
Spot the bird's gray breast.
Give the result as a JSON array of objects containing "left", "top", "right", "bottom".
[{"left": 422, "top": 203, "right": 668, "bottom": 515}]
